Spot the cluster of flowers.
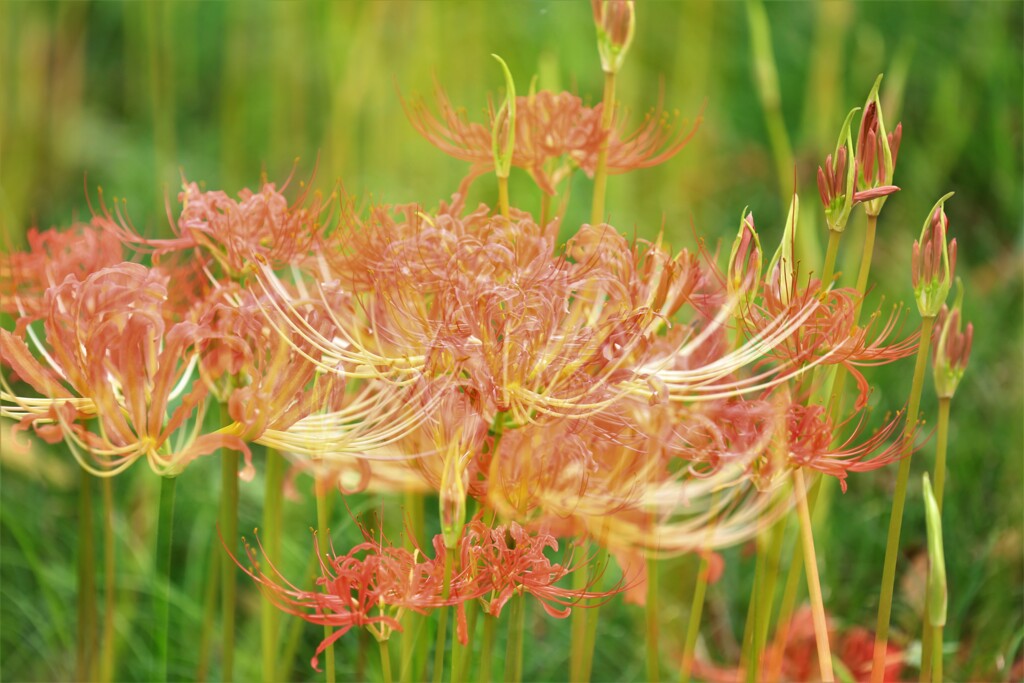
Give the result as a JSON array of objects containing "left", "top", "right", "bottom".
[{"left": 0, "top": 2, "right": 973, "bottom": 678}]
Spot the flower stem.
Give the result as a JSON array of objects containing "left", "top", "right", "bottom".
[
  {"left": 794, "top": 468, "right": 834, "bottom": 682},
  {"left": 220, "top": 446, "right": 239, "bottom": 682},
  {"left": 646, "top": 554, "right": 660, "bottom": 682},
  {"left": 479, "top": 613, "right": 495, "bottom": 682},
  {"left": 580, "top": 545, "right": 608, "bottom": 682},
  {"left": 262, "top": 448, "right": 286, "bottom": 683},
  {"left": 853, "top": 214, "right": 878, "bottom": 321},
  {"left": 100, "top": 477, "right": 116, "bottom": 683},
  {"left": 433, "top": 547, "right": 455, "bottom": 683},
  {"left": 920, "top": 397, "right": 951, "bottom": 681},
  {"left": 77, "top": 469, "right": 98, "bottom": 682},
  {"left": 821, "top": 229, "right": 842, "bottom": 289},
  {"left": 504, "top": 593, "right": 526, "bottom": 683},
  {"left": 380, "top": 637, "right": 393, "bottom": 683},
  {"left": 742, "top": 515, "right": 786, "bottom": 682},
  {"left": 871, "top": 314, "right": 936, "bottom": 683},
  {"left": 315, "top": 476, "right": 337, "bottom": 683},
  {"left": 154, "top": 475, "right": 177, "bottom": 683},
  {"left": 931, "top": 624, "right": 943, "bottom": 683},
  {"left": 454, "top": 596, "right": 478, "bottom": 683},
  {"left": 569, "top": 551, "right": 590, "bottom": 681},
  {"left": 196, "top": 541, "right": 220, "bottom": 682},
  {"left": 679, "top": 553, "right": 711, "bottom": 683},
  {"left": 498, "top": 175, "right": 510, "bottom": 219},
  {"left": 279, "top": 549, "right": 318, "bottom": 681},
  {"left": 590, "top": 70, "right": 617, "bottom": 226}
]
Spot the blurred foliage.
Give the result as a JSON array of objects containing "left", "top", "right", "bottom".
[{"left": 1, "top": 1, "right": 1021, "bottom": 681}]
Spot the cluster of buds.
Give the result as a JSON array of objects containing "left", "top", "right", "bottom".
[
  {"left": 912, "top": 193, "right": 958, "bottom": 317},
  {"left": 933, "top": 281, "right": 974, "bottom": 399},
  {"left": 855, "top": 75, "right": 904, "bottom": 218}
]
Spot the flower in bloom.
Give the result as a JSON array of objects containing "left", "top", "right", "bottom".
[
  {"left": 1, "top": 263, "right": 248, "bottom": 477},
  {"left": 405, "top": 87, "right": 699, "bottom": 195}
]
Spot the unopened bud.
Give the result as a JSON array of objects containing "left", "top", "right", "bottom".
[
  {"left": 933, "top": 280, "right": 973, "bottom": 399},
  {"left": 855, "top": 75, "right": 901, "bottom": 217},
  {"left": 440, "top": 449, "right": 469, "bottom": 550},
  {"left": 728, "top": 209, "right": 762, "bottom": 301},
  {"left": 912, "top": 193, "right": 956, "bottom": 317},
  {"left": 591, "top": 0, "right": 635, "bottom": 74},
  {"left": 922, "top": 473, "right": 947, "bottom": 627},
  {"left": 819, "top": 108, "right": 860, "bottom": 233},
  {"left": 491, "top": 54, "right": 517, "bottom": 180}
]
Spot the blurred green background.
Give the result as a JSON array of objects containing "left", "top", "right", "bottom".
[{"left": 1, "top": 1, "right": 1021, "bottom": 681}]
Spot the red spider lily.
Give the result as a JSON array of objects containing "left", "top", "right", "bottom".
[
  {"left": 816, "top": 145, "right": 899, "bottom": 228},
  {"left": 591, "top": 1, "right": 636, "bottom": 75},
  {"left": 95, "top": 174, "right": 328, "bottom": 281},
  {"left": 783, "top": 402, "right": 905, "bottom": 492},
  {"left": 855, "top": 77, "right": 902, "bottom": 217},
  {"left": 693, "top": 606, "right": 904, "bottom": 682},
  {"left": 404, "top": 86, "right": 699, "bottom": 195},
  {"left": 1, "top": 224, "right": 122, "bottom": 318},
  {"left": 458, "top": 518, "right": 620, "bottom": 619},
  {"left": 0, "top": 263, "right": 249, "bottom": 477}
]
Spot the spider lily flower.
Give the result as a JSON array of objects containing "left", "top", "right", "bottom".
[
  {"left": 591, "top": 0, "right": 636, "bottom": 75},
  {"left": 855, "top": 75, "right": 903, "bottom": 217},
  {"left": 1, "top": 263, "right": 248, "bottom": 478},
  {"left": 1, "top": 224, "right": 122, "bottom": 318},
  {"left": 96, "top": 175, "right": 328, "bottom": 282},
  {"left": 459, "top": 518, "right": 619, "bottom": 619},
  {"left": 783, "top": 402, "right": 905, "bottom": 492},
  {"left": 912, "top": 193, "right": 957, "bottom": 317},
  {"left": 404, "top": 86, "right": 699, "bottom": 196},
  {"left": 235, "top": 530, "right": 476, "bottom": 671},
  {"left": 932, "top": 282, "right": 973, "bottom": 399},
  {"left": 817, "top": 108, "right": 860, "bottom": 233}
]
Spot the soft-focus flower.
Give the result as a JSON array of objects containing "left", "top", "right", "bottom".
[{"left": 591, "top": 0, "right": 636, "bottom": 75}]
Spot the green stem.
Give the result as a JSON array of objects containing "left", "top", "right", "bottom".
[
  {"left": 479, "top": 613, "right": 496, "bottom": 682},
  {"left": 380, "top": 637, "right": 393, "bottom": 683},
  {"left": 262, "top": 448, "right": 286, "bottom": 683},
  {"left": 931, "top": 624, "right": 943, "bottom": 683},
  {"left": 504, "top": 593, "right": 526, "bottom": 683},
  {"left": 279, "top": 549, "right": 319, "bottom": 682},
  {"left": 454, "top": 595, "right": 477, "bottom": 683},
  {"left": 100, "top": 477, "right": 116, "bottom": 683},
  {"left": 646, "top": 555, "right": 660, "bottom": 682},
  {"left": 590, "top": 70, "right": 616, "bottom": 226},
  {"left": 498, "top": 175, "right": 510, "bottom": 218},
  {"left": 794, "top": 468, "right": 834, "bottom": 682},
  {"left": 679, "top": 554, "right": 711, "bottom": 683},
  {"left": 742, "top": 514, "right": 787, "bottom": 682},
  {"left": 433, "top": 546, "right": 456, "bottom": 683},
  {"left": 871, "top": 315, "right": 936, "bottom": 683},
  {"left": 315, "top": 476, "right": 337, "bottom": 683},
  {"left": 196, "top": 542, "right": 220, "bottom": 682},
  {"left": 77, "top": 469, "right": 97, "bottom": 682},
  {"left": 920, "top": 397, "right": 951, "bottom": 681},
  {"left": 569, "top": 552, "right": 590, "bottom": 681},
  {"left": 580, "top": 546, "right": 608, "bottom": 682},
  {"left": 853, "top": 214, "right": 878, "bottom": 321},
  {"left": 220, "top": 447, "right": 239, "bottom": 682},
  {"left": 821, "top": 229, "right": 842, "bottom": 289},
  {"left": 154, "top": 475, "right": 177, "bottom": 683}
]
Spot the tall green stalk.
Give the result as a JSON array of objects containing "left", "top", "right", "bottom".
[
  {"left": 590, "top": 71, "right": 616, "bottom": 226},
  {"left": 679, "top": 552, "right": 711, "bottom": 683},
  {"left": 380, "top": 637, "right": 393, "bottom": 683},
  {"left": 920, "top": 397, "right": 951, "bottom": 681},
  {"left": 100, "top": 477, "right": 116, "bottom": 683},
  {"left": 433, "top": 547, "right": 455, "bottom": 683},
  {"left": 646, "top": 554, "right": 660, "bottom": 682},
  {"left": 479, "top": 613, "right": 496, "bottom": 683},
  {"left": 262, "top": 448, "right": 287, "bottom": 683},
  {"left": 220, "top": 447, "right": 239, "bottom": 682},
  {"left": 794, "top": 469, "right": 833, "bottom": 682},
  {"left": 871, "top": 315, "right": 936, "bottom": 682},
  {"left": 315, "top": 476, "right": 337, "bottom": 683},
  {"left": 77, "top": 469, "right": 97, "bottom": 682},
  {"left": 154, "top": 475, "right": 177, "bottom": 683},
  {"left": 504, "top": 593, "right": 526, "bottom": 683},
  {"left": 196, "top": 542, "right": 220, "bottom": 682}
]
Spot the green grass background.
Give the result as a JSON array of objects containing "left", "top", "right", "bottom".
[{"left": 1, "top": 1, "right": 1021, "bottom": 681}]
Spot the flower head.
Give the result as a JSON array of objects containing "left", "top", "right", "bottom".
[
  {"left": 932, "top": 281, "right": 973, "bottom": 399},
  {"left": 855, "top": 75, "right": 903, "bottom": 217},
  {"left": 912, "top": 193, "right": 957, "bottom": 317}
]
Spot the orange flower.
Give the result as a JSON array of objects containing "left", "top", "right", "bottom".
[{"left": 405, "top": 86, "right": 699, "bottom": 195}]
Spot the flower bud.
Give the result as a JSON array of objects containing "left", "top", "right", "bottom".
[
  {"left": 728, "top": 209, "right": 762, "bottom": 301},
  {"left": 766, "top": 193, "right": 799, "bottom": 306},
  {"left": 922, "top": 473, "right": 947, "bottom": 627},
  {"left": 933, "top": 280, "right": 973, "bottom": 399},
  {"left": 855, "top": 75, "right": 901, "bottom": 217},
  {"left": 440, "top": 447, "right": 469, "bottom": 550},
  {"left": 491, "top": 54, "right": 517, "bottom": 180},
  {"left": 591, "top": 0, "right": 635, "bottom": 75},
  {"left": 912, "top": 193, "right": 956, "bottom": 317},
  {"left": 818, "top": 108, "right": 859, "bottom": 233}
]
